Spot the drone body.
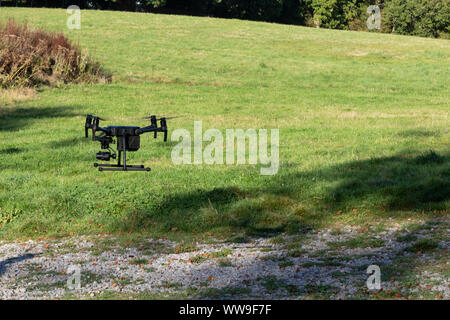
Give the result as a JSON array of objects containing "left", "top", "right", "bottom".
[{"left": 85, "top": 115, "right": 169, "bottom": 171}]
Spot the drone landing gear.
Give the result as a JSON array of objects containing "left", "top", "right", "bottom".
[
  {"left": 94, "top": 163, "right": 151, "bottom": 172},
  {"left": 94, "top": 136, "right": 151, "bottom": 172}
]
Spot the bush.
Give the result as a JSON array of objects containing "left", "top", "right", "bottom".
[
  {"left": 310, "top": 0, "right": 374, "bottom": 30},
  {"left": 311, "top": 0, "right": 348, "bottom": 29},
  {"left": 0, "top": 19, "right": 109, "bottom": 88},
  {"left": 384, "top": 0, "right": 450, "bottom": 38},
  {"left": 344, "top": 0, "right": 372, "bottom": 31}
]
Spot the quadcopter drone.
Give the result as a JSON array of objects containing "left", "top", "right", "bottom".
[{"left": 84, "top": 114, "right": 173, "bottom": 172}]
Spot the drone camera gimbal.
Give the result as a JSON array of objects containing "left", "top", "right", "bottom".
[{"left": 85, "top": 114, "right": 169, "bottom": 172}]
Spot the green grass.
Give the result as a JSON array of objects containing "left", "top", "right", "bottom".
[
  {"left": 173, "top": 242, "right": 198, "bottom": 253},
  {"left": 208, "top": 248, "right": 233, "bottom": 258},
  {"left": 218, "top": 258, "right": 233, "bottom": 267},
  {"left": 0, "top": 8, "right": 448, "bottom": 241},
  {"left": 257, "top": 276, "right": 299, "bottom": 295},
  {"left": 129, "top": 258, "right": 148, "bottom": 265},
  {"left": 278, "top": 259, "right": 294, "bottom": 267},
  {"left": 190, "top": 254, "right": 208, "bottom": 264},
  {"left": 396, "top": 234, "right": 418, "bottom": 242},
  {"left": 404, "top": 238, "right": 440, "bottom": 252},
  {"left": 160, "top": 281, "right": 183, "bottom": 289},
  {"left": 188, "top": 249, "right": 233, "bottom": 263},
  {"left": 327, "top": 236, "right": 386, "bottom": 249},
  {"left": 287, "top": 249, "right": 307, "bottom": 257}
]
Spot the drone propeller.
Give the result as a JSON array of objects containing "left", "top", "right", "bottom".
[
  {"left": 142, "top": 116, "right": 182, "bottom": 120},
  {"left": 86, "top": 114, "right": 107, "bottom": 121},
  {"left": 161, "top": 116, "right": 180, "bottom": 120}
]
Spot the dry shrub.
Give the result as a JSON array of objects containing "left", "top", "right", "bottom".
[{"left": 0, "top": 19, "right": 110, "bottom": 88}]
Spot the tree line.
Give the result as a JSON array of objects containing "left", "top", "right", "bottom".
[{"left": 1, "top": 0, "right": 448, "bottom": 38}]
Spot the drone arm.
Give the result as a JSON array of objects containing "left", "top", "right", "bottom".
[
  {"left": 136, "top": 117, "right": 168, "bottom": 141},
  {"left": 94, "top": 126, "right": 109, "bottom": 134},
  {"left": 135, "top": 125, "right": 159, "bottom": 134},
  {"left": 136, "top": 125, "right": 167, "bottom": 141}
]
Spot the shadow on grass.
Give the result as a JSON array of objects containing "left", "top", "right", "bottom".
[
  {"left": 48, "top": 136, "right": 89, "bottom": 149},
  {"left": 261, "top": 150, "right": 449, "bottom": 211},
  {"left": 0, "top": 147, "right": 25, "bottom": 155},
  {"left": 319, "top": 150, "right": 449, "bottom": 211},
  {"left": 397, "top": 129, "right": 442, "bottom": 138},
  {"left": 116, "top": 150, "right": 448, "bottom": 238},
  {"left": 2, "top": 149, "right": 447, "bottom": 242},
  {"left": 0, "top": 106, "right": 76, "bottom": 132}
]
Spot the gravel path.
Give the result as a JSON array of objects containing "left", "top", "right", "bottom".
[{"left": 1, "top": 218, "right": 448, "bottom": 300}]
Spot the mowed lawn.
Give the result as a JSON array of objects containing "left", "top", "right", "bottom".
[{"left": 0, "top": 8, "right": 448, "bottom": 240}]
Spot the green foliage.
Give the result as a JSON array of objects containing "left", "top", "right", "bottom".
[
  {"left": 311, "top": 0, "right": 347, "bottom": 28},
  {"left": 310, "top": 0, "right": 374, "bottom": 30},
  {"left": 190, "top": 255, "right": 208, "bottom": 264},
  {"left": 1, "top": 1, "right": 449, "bottom": 37},
  {"left": 343, "top": 0, "right": 372, "bottom": 30},
  {"left": 384, "top": 0, "right": 450, "bottom": 37},
  {"left": 173, "top": 242, "right": 198, "bottom": 253},
  {"left": 0, "top": 207, "right": 21, "bottom": 226},
  {"left": 209, "top": 249, "right": 234, "bottom": 258}
]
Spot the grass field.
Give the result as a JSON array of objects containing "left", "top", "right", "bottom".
[{"left": 0, "top": 8, "right": 448, "bottom": 242}]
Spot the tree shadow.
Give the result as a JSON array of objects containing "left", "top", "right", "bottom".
[
  {"left": 318, "top": 150, "right": 449, "bottom": 211},
  {"left": 47, "top": 136, "right": 88, "bottom": 149},
  {"left": 0, "top": 253, "right": 35, "bottom": 276},
  {"left": 260, "top": 150, "right": 449, "bottom": 211},
  {"left": 157, "top": 187, "right": 247, "bottom": 212},
  {"left": 0, "top": 147, "right": 25, "bottom": 155},
  {"left": 122, "top": 150, "right": 448, "bottom": 237},
  {"left": 0, "top": 105, "right": 77, "bottom": 132},
  {"left": 397, "top": 129, "right": 442, "bottom": 138}
]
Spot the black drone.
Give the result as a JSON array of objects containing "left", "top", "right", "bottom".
[{"left": 85, "top": 114, "right": 172, "bottom": 172}]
